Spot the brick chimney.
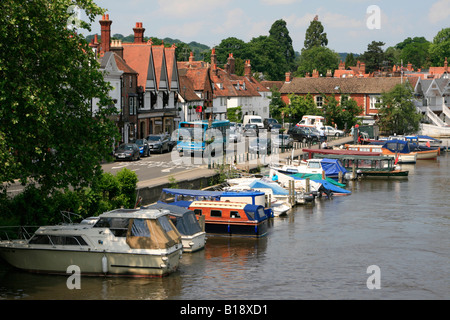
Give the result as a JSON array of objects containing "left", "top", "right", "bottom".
[
  {"left": 89, "top": 34, "right": 100, "bottom": 52},
  {"left": 245, "top": 60, "right": 252, "bottom": 78},
  {"left": 312, "top": 69, "right": 319, "bottom": 78},
  {"left": 189, "top": 52, "right": 194, "bottom": 63},
  {"left": 407, "top": 62, "right": 413, "bottom": 72},
  {"left": 111, "top": 39, "right": 123, "bottom": 59},
  {"left": 360, "top": 62, "right": 366, "bottom": 75},
  {"left": 211, "top": 48, "right": 218, "bottom": 67},
  {"left": 285, "top": 72, "right": 292, "bottom": 83},
  {"left": 133, "top": 22, "right": 145, "bottom": 44},
  {"left": 339, "top": 60, "right": 345, "bottom": 70},
  {"left": 227, "top": 53, "right": 235, "bottom": 75},
  {"left": 445, "top": 57, "right": 448, "bottom": 72},
  {"left": 100, "top": 14, "right": 112, "bottom": 54}
]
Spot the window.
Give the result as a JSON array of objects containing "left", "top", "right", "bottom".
[
  {"left": 129, "top": 76, "right": 133, "bottom": 88},
  {"left": 230, "top": 211, "right": 241, "bottom": 219},
  {"left": 194, "top": 209, "right": 202, "bottom": 216},
  {"left": 29, "top": 235, "right": 88, "bottom": 246},
  {"left": 93, "top": 218, "right": 130, "bottom": 237},
  {"left": 210, "top": 210, "right": 222, "bottom": 217},
  {"left": 370, "top": 95, "right": 381, "bottom": 109},
  {"left": 315, "top": 96, "right": 323, "bottom": 108},
  {"left": 131, "top": 219, "right": 150, "bottom": 237},
  {"left": 129, "top": 97, "right": 136, "bottom": 115}
]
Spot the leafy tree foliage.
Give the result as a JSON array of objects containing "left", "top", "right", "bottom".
[
  {"left": 359, "top": 41, "right": 386, "bottom": 73},
  {"left": 268, "top": 19, "right": 296, "bottom": 72},
  {"left": 322, "top": 94, "right": 363, "bottom": 130},
  {"left": 376, "top": 83, "right": 422, "bottom": 135},
  {"left": 429, "top": 28, "right": 450, "bottom": 66},
  {"left": 295, "top": 46, "right": 340, "bottom": 77},
  {"left": 0, "top": 0, "right": 118, "bottom": 194},
  {"left": 303, "top": 19, "right": 328, "bottom": 50},
  {"left": 287, "top": 93, "right": 321, "bottom": 124}
]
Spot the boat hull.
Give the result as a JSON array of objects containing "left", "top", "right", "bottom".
[
  {"left": 203, "top": 220, "right": 268, "bottom": 238},
  {"left": 181, "top": 232, "right": 206, "bottom": 253},
  {"left": 0, "top": 245, "right": 181, "bottom": 277},
  {"left": 360, "top": 170, "right": 409, "bottom": 179},
  {"left": 415, "top": 150, "right": 439, "bottom": 160}
]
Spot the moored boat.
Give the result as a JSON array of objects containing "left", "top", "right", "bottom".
[
  {"left": 179, "top": 201, "right": 269, "bottom": 238},
  {"left": 0, "top": 208, "right": 183, "bottom": 277},
  {"left": 146, "top": 203, "right": 206, "bottom": 253}
]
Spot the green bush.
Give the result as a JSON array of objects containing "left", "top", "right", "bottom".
[{"left": 0, "top": 168, "right": 139, "bottom": 226}]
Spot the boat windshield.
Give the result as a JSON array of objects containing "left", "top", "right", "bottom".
[{"left": 93, "top": 217, "right": 130, "bottom": 237}]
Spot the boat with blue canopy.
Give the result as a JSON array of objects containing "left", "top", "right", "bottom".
[{"left": 159, "top": 188, "right": 274, "bottom": 218}]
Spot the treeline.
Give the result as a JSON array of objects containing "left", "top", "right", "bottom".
[{"left": 87, "top": 19, "right": 450, "bottom": 81}]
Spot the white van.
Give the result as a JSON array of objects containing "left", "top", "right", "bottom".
[
  {"left": 296, "top": 115, "right": 324, "bottom": 128},
  {"left": 243, "top": 115, "right": 264, "bottom": 128}
]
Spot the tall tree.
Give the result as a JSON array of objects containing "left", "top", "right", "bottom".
[
  {"left": 248, "top": 35, "right": 285, "bottom": 80},
  {"left": 359, "top": 41, "right": 386, "bottom": 73},
  {"left": 268, "top": 19, "right": 296, "bottom": 72},
  {"left": 322, "top": 94, "right": 362, "bottom": 130},
  {"left": 376, "top": 83, "right": 422, "bottom": 135},
  {"left": 0, "top": 0, "right": 118, "bottom": 193},
  {"left": 303, "top": 16, "right": 328, "bottom": 50},
  {"left": 345, "top": 53, "right": 357, "bottom": 68}
]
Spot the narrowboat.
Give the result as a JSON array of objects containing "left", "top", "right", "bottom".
[
  {"left": 0, "top": 208, "right": 183, "bottom": 277},
  {"left": 159, "top": 188, "right": 273, "bottom": 219},
  {"left": 184, "top": 201, "right": 269, "bottom": 238}
]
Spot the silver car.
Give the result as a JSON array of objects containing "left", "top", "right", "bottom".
[{"left": 272, "top": 134, "right": 293, "bottom": 148}]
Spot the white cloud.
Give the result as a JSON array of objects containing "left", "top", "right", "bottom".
[{"left": 428, "top": 0, "right": 450, "bottom": 23}]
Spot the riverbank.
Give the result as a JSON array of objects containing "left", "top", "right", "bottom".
[{"left": 136, "top": 136, "right": 354, "bottom": 205}]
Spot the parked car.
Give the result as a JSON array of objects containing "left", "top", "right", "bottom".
[
  {"left": 270, "top": 123, "right": 283, "bottom": 132},
  {"left": 303, "top": 127, "right": 320, "bottom": 143},
  {"left": 114, "top": 143, "right": 140, "bottom": 161},
  {"left": 244, "top": 123, "right": 259, "bottom": 137},
  {"left": 263, "top": 118, "right": 278, "bottom": 131},
  {"left": 322, "top": 125, "right": 345, "bottom": 137},
  {"left": 249, "top": 138, "right": 272, "bottom": 154},
  {"left": 272, "top": 134, "right": 294, "bottom": 148},
  {"left": 146, "top": 134, "right": 171, "bottom": 154},
  {"left": 287, "top": 126, "right": 317, "bottom": 143},
  {"left": 229, "top": 128, "right": 242, "bottom": 143},
  {"left": 134, "top": 138, "right": 150, "bottom": 157}
]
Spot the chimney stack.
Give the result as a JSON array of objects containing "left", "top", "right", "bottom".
[
  {"left": 100, "top": 14, "right": 112, "bottom": 54},
  {"left": 445, "top": 57, "right": 448, "bottom": 72},
  {"left": 189, "top": 52, "right": 194, "bottom": 63},
  {"left": 360, "top": 62, "right": 366, "bottom": 75},
  {"left": 111, "top": 39, "right": 124, "bottom": 59},
  {"left": 133, "top": 22, "right": 145, "bottom": 44},
  {"left": 227, "top": 53, "right": 235, "bottom": 75},
  {"left": 312, "top": 69, "right": 319, "bottom": 78},
  {"left": 339, "top": 60, "right": 345, "bottom": 70},
  {"left": 211, "top": 48, "right": 218, "bottom": 67},
  {"left": 285, "top": 72, "right": 292, "bottom": 83},
  {"left": 245, "top": 60, "right": 252, "bottom": 78}
]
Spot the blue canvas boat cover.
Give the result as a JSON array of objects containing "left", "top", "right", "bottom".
[
  {"left": 319, "top": 159, "right": 348, "bottom": 176},
  {"left": 249, "top": 180, "right": 289, "bottom": 195},
  {"left": 379, "top": 139, "right": 412, "bottom": 154}
]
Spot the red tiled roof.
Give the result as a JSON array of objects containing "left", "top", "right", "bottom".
[{"left": 122, "top": 43, "right": 152, "bottom": 88}]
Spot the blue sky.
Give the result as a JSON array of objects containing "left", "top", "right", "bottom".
[{"left": 81, "top": 0, "right": 450, "bottom": 54}]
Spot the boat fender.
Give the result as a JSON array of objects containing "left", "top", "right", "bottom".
[{"left": 102, "top": 255, "right": 108, "bottom": 274}]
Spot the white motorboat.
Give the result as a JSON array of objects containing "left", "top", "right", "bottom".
[{"left": 0, "top": 208, "right": 183, "bottom": 277}]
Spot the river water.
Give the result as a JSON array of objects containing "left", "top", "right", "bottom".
[{"left": 1, "top": 150, "right": 449, "bottom": 301}]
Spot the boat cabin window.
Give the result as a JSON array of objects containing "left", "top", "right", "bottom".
[
  {"left": 194, "top": 209, "right": 202, "bottom": 216},
  {"left": 210, "top": 210, "right": 222, "bottom": 218},
  {"left": 93, "top": 218, "right": 130, "bottom": 237},
  {"left": 230, "top": 211, "right": 241, "bottom": 219},
  {"left": 29, "top": 235, "right": 88, "bottom": 246},
  {"left": 308, "top": 161, "right": 321, "bottom": 169},
  {"left": 130, "top": 219, "right": 150, "bottom": 238},
  {"left": 158, "top": 216, "right": 176, "bottom": 233}
]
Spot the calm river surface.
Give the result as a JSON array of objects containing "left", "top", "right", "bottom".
[{"left": 1, "top": 150, "right": 449, "bottom": 300}]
